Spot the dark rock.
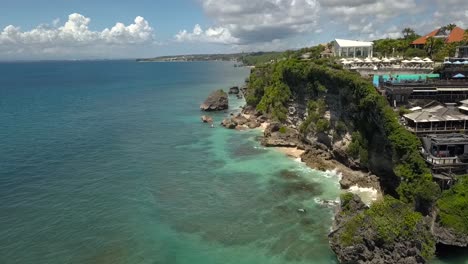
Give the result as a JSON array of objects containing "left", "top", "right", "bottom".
[
  {"left": 261, "top": 125, "right": 300, "bottom": 148},
  {"left": 201, "top": 115, "right": 213, "bottom": 123},
  {"left": 256, "top": 115, "right": 268, "bottom": 123},
  {"left": 316, "top": 132, "right": 332, "bottom": 148},
  {"left": 231, "top": 114, "right": 248, "bottom": 126},
  {"left": 221, "top": 119, "right": 236, "bottom": 129},
  {"left": 247, "top": 121, "right": 260, "bottom": 129},
  {"left": 264, "top": 123, "right": 281, "bottom": 137},
  {"left": 340, "top": 173, "right": 380, "bottom": 190},
  {"left": 300, "top": 148, "right": 335, "bottom": 171},
  {"left": 200, "top": 90, "right": 229, "bottom": 111},
  {"left": 228, "top": 86, "right": 240, "bottom": 94}
]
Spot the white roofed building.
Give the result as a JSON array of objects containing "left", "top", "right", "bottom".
[{"left": 333, "top": 39, "right": 374, "bottom": 58}]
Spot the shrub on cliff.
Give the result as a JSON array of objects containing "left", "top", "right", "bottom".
[
  {"left": 335, "top": 196, "right": 435, "bottom": 261},
  {"left": 437, "top": 177, "right": 468, "bottom": 234}
]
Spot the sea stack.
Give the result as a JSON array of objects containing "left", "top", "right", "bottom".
[{"left": 200, "top": 90, "right": 229, "bottom": 111}]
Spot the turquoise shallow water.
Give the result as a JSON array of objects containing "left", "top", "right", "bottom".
[{"left": 0, "top": 61, "right": 466, "bottom": 264}]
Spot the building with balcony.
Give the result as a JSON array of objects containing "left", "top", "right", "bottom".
[
  {"left": 421, "top": 133, "right": 468, "bottom": 174},
  {"left": 403, "top": 104, "right": 468, "bottom": 135}
]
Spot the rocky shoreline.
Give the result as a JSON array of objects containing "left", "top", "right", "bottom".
[
  {"left": 217, "top": 104, "right": 383, "bottom": 199},
  {"left": 198, "top": 86, "right": 383, "bottom": 202}
]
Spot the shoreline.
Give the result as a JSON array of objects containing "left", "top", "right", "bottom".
[
  {"left": 271, "top": 145, "right": 382, "bottom": 205},
  {"left": 235, "top": 100, "right": 383, "bottom": 204}
]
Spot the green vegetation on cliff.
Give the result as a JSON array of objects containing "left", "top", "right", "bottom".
[
  {"left": 245, "top": 55, "right": 442, "bottom": 260},
  {"left": 246, "top": 57, "right": 439, "bottom": 206},
  {"left": 438, "top": 177, "right": 468, "bottom": 234},
  {"left": 338, "top": 195, "right": 435, "bottom": 260}
]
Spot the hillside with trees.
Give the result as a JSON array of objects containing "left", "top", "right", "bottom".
[
  {"left": 243, "top": 53, "right": 468, "bottom": 261},
  {"left": 373, "top": 24, "right": 468, "bottom": 61}
]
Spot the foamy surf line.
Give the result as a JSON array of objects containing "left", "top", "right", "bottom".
[{"left": 347, "top": 185, "right": 380, "bottom": 205}]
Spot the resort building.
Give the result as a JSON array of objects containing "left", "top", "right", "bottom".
[
  {"left": 383, "top": 80, "right": 468, "bottom": 105},
  {"left": 382, "top": 66, "right": 468, "bottom": 105},
  {"left": 421, "top": 133, "right": 468, "bottom": 174},
  {"left": 344, "top": 57, "right": 435, "bottom": 76},
  {"left": 441, "top": 57, "right": 468, "bottom": 80},
  {"left": 333, "top": 39, "right": 373, "bottom": 58},
  {"left": 412, "top": 26, "right": 465, "bottom": 48},
  {"left": 403, "top": 104, "right": 468, "bottom": 135}
]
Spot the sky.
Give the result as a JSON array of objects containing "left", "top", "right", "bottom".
[{"left": 0, "top": 0, "right": 466, "bottom": 60}]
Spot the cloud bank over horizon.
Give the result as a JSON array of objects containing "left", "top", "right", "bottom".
[
  {"left": 0, "top": 0, "right": 467, "bottom": 59},
  {"left": 0, "top": 13, "right": 154, "bottom": 59},
  {"left": 176, "top": 0, "right": 320, "bottom": 45},
  {"left": 176, "top": 0, "right": 467, "bottom": 49}
]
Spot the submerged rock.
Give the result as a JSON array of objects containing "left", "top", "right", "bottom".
[
  {"left": 228, "top": 86, "right": 240, "bottom": 94},
  {"left": 200, "top": 90, "right": 229, "bottom": 111},
  {"left": 201, "top": 115, "right": 213, "bottom": 123}
]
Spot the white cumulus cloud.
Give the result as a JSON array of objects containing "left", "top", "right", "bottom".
[
  {"left": 175, "top": 24, "right": 240, "bottom": 44},
  {"left": 0, "top": 13, "right": 155, "bottom": 59}
]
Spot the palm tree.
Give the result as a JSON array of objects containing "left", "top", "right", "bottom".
[
  {"left": 445, "top": 24, "right": 457, "bottom": 32},
  {"left": 440, "top": 24, "right": 457, "bottom": 35},
  {"left": 402, "top": 27, "right": 416, "bottom": 39},
  {"left": 425, "top": 37, "right": 445, "bottom": 58}
]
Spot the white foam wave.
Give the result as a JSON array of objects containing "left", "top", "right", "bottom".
[{"left": 348, "top": 185, "right": 379, "bottom": 205}]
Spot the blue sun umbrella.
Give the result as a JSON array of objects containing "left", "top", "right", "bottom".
[{"left": 453, "top": 73, "right": 466, "bottom": 78}]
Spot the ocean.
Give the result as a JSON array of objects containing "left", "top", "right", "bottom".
[{"left": 0, "top": 61, "right": 466, "bottom": 264}]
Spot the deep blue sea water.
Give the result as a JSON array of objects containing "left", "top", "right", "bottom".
[{"left": 0, "top": 61, "right": 466, "bottom": 264}]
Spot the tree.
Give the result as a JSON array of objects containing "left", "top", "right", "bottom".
[
  {"left": 445, "top": 23, "right": 457, "bottom": 33},
  {"left": 463, "top": 29, "right": 468, "bottom": 45},
  {"left": 424, "top": 37, "right": 444, "bottom": 58},
  {"left": 402, "top": 27, "right": 416, "bottom": 39}
]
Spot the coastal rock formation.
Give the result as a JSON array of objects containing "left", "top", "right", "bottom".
[
  {"left": 261, "top": 123, "right": 300, "bottom": 147},
  {"left": 220, "top": 113, "right": 260, "bottom": 129},
  {"left": 329, "top": 194, "right": 430, "bottom": 264},
  {"left": 433, "top": 222, "right": 468, "bottom": 247},
  {"left": 300, "top": 146, "right": 335, "bottom": 171},
  {"left": 339, "top": 172, "right": 380, "bottom": 190},
  {"left": 200, "top": 90, "right": 229, "bottom": 111},
  {"left": 228, "top": 86, "right": 240, "bottom": 94},
  {"left": 231, "top": 114, "right": 248, "bottom": 126},
  {"left": 201, "top": 115, "right": 213, "bottom": 123},
  {"left": 221, "top": 118, "right": 237, "bottom": 129}
]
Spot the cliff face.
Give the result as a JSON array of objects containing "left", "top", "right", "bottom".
[{"left": 243, "top": 59, "right": 441, "bottom": 262}]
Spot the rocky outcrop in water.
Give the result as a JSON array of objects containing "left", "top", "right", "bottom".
[
  {"left": 221, "top": 113, "right": 260, "bottom": 130},
  {"left": 228, "top": 86, "right": 240, "bottom": 94},
  {"left": 201, "top": 115, "right": 213, "bottom": 123},
  {"left": 200, "top": 90, "right": 229, "bottom": 111}
]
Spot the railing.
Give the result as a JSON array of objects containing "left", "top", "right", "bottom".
[
  {"left": 424, "top": 155, "right": 468, "bottom": 166},
  {"left": 406, "top": 126, "right": 467, "bottom": 133}
]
